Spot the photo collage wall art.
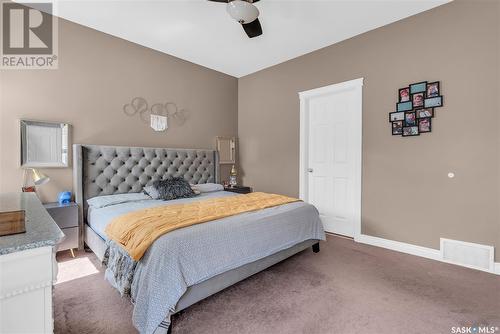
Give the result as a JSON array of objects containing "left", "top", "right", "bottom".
[{"left": 389, "top": 81, "right": 444, "bottom": 137}]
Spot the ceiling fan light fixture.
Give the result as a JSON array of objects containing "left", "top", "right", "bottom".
[{"left": 226, "top": 0, "right": 259, "bottom": 24}]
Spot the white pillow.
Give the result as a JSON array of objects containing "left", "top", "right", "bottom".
[
  {"left": 87, "top": 193, "right": 152, "bottom": 209},
  {"left": 190, "top": 183, "right": 224, "bottom": 193}
]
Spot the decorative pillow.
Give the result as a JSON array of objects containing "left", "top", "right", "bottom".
[
  {"left": 190, "top": 183, "right": 224, "bottom": 193},
  {"left": 146, "top": 177, "right": 195, "bottom": 201},
  {"left": 143, "top": 185, "right": 160, "bottom": 200}
]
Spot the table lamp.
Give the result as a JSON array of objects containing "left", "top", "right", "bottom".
[{"left": 22, "top": 168, "right": 50, "bottom": 192}]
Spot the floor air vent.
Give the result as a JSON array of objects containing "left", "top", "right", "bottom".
[{"left": 440, "top": 238, "right": 494, "bottom": 272}]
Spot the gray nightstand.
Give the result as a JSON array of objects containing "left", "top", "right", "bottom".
[
  {"left": 224, "top": 185, "right": 252, "bottom": 194},
  {"left": 43, "top": 202, "right": 79, "bottom": 257}
]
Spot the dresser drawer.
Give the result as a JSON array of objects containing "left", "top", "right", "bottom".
[
  {"left": 57, "top": 227, "right": 78, "bottom": 251},
  {"left": 0, "top": 246, "right": 55, "bottom": 334},
  {"left": 0, "top": 246, "right": 53, "bottom": 298}
]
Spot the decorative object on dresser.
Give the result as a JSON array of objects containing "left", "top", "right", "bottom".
[
  {"left": 390, "top": 81, "right": 444, "bottom": 137},
  {"left": 0, "top": 192, "right": 63, "bottom": 334},
  {"left": 0, "top": 210, "right": 25, "bottom": 236},
  {"left": 224, "top": 185, "right": 252, "bottom": 194},
  {"left": 43, "top": 202, "right": 78, "bottom": 257},
  {"left": 20, "top": 119, "right": 70, "bottom": 168},
  {"left": 22, "top": 168, "right": 50, "bottom": 192}
]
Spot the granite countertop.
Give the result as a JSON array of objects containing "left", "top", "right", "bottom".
[{"left": 0, "top": 192, "right": 65, "bottom": 255}]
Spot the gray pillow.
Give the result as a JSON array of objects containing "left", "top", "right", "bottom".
[
  {"left": 144, "top": 177, "right": 195, "bottom": 201},
  {"left": 190, "top": 183, "right": 224, "bottom": 193},
  {"left": 87, "top": 193, "right": 152, "bottom": 208}
]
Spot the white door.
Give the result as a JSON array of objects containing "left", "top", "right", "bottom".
[{"left": 299, "top": 78, "right": 362, "bottom": 237}]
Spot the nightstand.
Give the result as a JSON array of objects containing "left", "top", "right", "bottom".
[
  {"left": 224, "top": 185, "right": 252, "bottom": 194},
  {"left": 43, "top": 202, "right": 79, "bottom": 257}
]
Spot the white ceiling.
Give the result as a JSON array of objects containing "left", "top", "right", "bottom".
[{"left": 53, "top": 0, "right": 449, "bottom": 77}]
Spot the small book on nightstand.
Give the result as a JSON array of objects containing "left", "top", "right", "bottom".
[{"left": 224, "top": 185, "right": 252, "bottom": 194}]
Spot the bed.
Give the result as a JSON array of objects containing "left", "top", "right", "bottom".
[{"left": 72, "top": 144, "right": 325, "bottom": 334}]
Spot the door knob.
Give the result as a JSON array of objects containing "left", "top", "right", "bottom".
[{"left": 307, "top": 168, "right": 314, "bottom": 173}]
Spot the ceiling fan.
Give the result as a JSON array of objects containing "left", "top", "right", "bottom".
[{"left": 208, "top": 0, "right": 262, "bottom": 38}]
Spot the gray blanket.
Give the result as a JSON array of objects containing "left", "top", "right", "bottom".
[{"left": 101, "top": 192, "right": 325, "bottom": 334}]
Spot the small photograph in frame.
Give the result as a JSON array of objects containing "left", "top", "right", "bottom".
[
  {"left": 427, "top": 81, "right": 440, "bottom": 98},
  {"left": 397, "top": 101, "right": 413, "bottom": 112},
  {"left": 404, "top": 111, "right": 416, "bottom": 126},
  {"left": 399, "top": 87, "right": 410, "bottom": 102},
  {"left": 392, "top": 121, "right": 403, "bottom": 135},
  {"left": 410, "top": 81, "right": 427, "bottom": 94},
  {"left": 424, "top": 96, "right": 443, "bottom": 108},
  {"left": 416, "top": 108, "right": 434, "bottom": 118},
  {"left": 402, "top": 126, "right": 419, "bottom": 137},
  {"left": 389, "top": 111, "right": 405, "bottom": 122},
  {"left": 418, "top": 118, "right": 432, "bottom": 133},
  {"left": 412, "top": 92, "right": 425, "bottom": 108}
]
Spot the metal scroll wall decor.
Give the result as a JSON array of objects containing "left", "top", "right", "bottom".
[
  {"left": 123, "top": 97, "right": 189, "bottom": 132},
  {"left": 389, "top": 81, "right": 444, "bottom": 137}
]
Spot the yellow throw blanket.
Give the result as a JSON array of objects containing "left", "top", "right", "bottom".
[{"left": 105, "top": 192, "right": 301, "bottom": 261}]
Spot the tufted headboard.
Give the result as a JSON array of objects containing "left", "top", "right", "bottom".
[{"left": 72, "top": 144, "right": 219, "bottom": 240}]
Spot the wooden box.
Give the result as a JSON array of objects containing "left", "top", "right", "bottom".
[{"left": 0, "top": 210, "right": 26, "bottom": 236}]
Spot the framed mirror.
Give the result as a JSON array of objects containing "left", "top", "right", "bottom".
[
  {"left": 20, "top": 120, "right": 70, "bottom": 168},
  {"left": 216, "top": 136, "right": 236, "bottom": 164}
]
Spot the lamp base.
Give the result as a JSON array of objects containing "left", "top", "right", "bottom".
[{"left": 22, "top": 186, "right": 36, "bottom": 192}]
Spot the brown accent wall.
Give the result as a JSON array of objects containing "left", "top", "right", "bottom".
[
  {"left": 0, "top": 18, "right": 238, "bottom": 203},
  {"left": 238, "top": 1, "right": 500, "bottom": 258},
  {"left": 1, "top": 1, "right": 498, "bottom": 259}
]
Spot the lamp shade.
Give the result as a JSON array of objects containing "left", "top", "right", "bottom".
[
  {"left": 31, "top": 169, "right": 50, "bottom": 186},
  {"left": 226, "top": 0, "right": 259, "bottom": 24}
]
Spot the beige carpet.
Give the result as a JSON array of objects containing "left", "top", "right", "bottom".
[{"left": 54, "top": 235, "right": 500, "bottom": 334}]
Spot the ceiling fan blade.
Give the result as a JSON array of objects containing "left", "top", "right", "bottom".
[
  {"left": 207, "top": 0, "right": 259, "bottom": 3},
  {"left": 241, "top": 18, "right": 262, "bottom": 38}
]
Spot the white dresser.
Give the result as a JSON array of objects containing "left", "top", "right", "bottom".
[{"left": 0, "top": 193, "right": 64, "bottom": 334}]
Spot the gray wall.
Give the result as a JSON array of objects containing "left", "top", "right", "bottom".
[
  {"left": 0, "top": 18, "right": 238, "bottom": 203},
  {"left": 238, "top": 1, "right": 500, "bottom": 258}
]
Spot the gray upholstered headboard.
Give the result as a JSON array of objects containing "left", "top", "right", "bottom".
[{"left": 73, "top": 144, "right": 219, "bottom": 247}]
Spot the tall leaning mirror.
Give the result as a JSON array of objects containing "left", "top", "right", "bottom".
[
  {"left": 216, "top": 136, "right": 236, "bottom": 164},
  {"left": 20, "top": 120, "right": 70, "bottom": 168}
]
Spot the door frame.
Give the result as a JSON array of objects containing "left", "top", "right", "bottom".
[{"left": 298, "top": 77, "right": 363, "bottom": 238}]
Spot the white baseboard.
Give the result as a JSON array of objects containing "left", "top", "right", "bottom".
[{"left": 354, "top": 234, "right": 500, "bottom": 275}]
